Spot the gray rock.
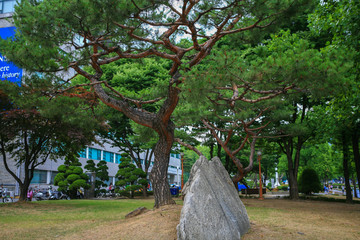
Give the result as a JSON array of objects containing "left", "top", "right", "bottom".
[
  {"left": 177, "top": 156, "right": 250, "bottom": 240},
  {"left": 125, "top": 207, "right": 148, "bottom": 219}
]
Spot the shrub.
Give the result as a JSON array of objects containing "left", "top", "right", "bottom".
[
  {"left": 298, "top": 168, "right": 322, "bottom": 195},
  {"left": 54, "top": 154, "right": 90, "bottom": 198},
  {"left": 84, "top": 159, "right": 109, "bottom": 197},
  {"left": 278, "top": 185, "right": 289, "bottom": 191},
  {"left": 115, "top": 153, "right": 147, "bottom": 198}
]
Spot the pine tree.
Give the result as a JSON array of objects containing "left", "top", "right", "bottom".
[
  {"left": 115, "top": 153, "right": 147, "bottom": 199},
  {"left": 54, "top": 154, "right": 90, "bottom": 199}
]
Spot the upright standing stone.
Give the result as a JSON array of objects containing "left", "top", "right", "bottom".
[{"left": 177, "top": 156, "right": 250, "bottom": 240}]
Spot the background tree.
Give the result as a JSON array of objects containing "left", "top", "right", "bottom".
[
  {"left": 310, "top": 0, "right": 360, "bottom": 198},
  {"left": 96, "top": 57, "right": 167, "bottom": 196},
  {"left": 84, "top": 159, "right": 110, "bottom": 197},
  {"left": 175, "top": 31, "right": 348, "bottom": 195},
  {"left": 1, "top": 0, "right": 312, "bottom": 207},
  {"left": 54, "top": 154, "right": 90, "bottom": 199},
  {"left": 311, "top": 91, "right": 358, "bottom": 203},
  {"left": 115, "top": 153, "right": 147, "bottom": 199},
  {"left": 298, "top": 143, "right": 342, "bottom": 184},
  {"left": 0, "top": 79, "right": 102, "bottom": 201}
]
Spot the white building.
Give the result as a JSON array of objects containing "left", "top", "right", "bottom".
[
  {"left": 27, "top": 140, "right": 182, "bottom": 191},
  {"left": 0, "top": 139, "right": 182, "bottom": 195}
]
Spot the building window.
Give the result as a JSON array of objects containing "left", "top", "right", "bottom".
[
  {"left": 103, "top": 177, "right": 114, "bottom": 186},
  {"left": 50, "top": 171, "right": 58, "bottom": 184},
  {"left": 88, "top": 148, "right": 101, "bottom": 161},
  {"left": 115, "top": 154, "right": 122, "bottom": 164},
  {"left": 0, "top": 0, "right": 16, "bottom": 14},
  {"left": 79, "top": 149, "right": 87, "bottom": 158},
  {"left": 103, "top": 151, "right": 114, "bottom": 163},
  {"left": 31, "top": 170, "right": 47, "bottom": 184}
]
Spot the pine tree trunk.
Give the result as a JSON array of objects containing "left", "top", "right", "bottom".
[
  {"left": 142, "top": 185, "right": 148, "bottom": 198},
  {"left": 286, "top": 152, "right": 299, "bottom": 200},
  {"left": 352, "top": 131, "right": 360, "bottom": 196},
  {"left": 288, "top": 169, "right": 299, "bottom": 199},
  {"left": 210, "top": 143, "right": 214, "bottom": 159},
  {"left": 150, "top": 127, "right": 176, "bottom": 208},
  {"left": 352, "top": 176, "right": 358, "bottom": 198},
  {"left": 225, "top": 154, "right": 230, "bottom": 172},
  {"left": 342, "top": 132, "right": 353, "bottom": 203},
  {"left": 217, "top": 142, "right": 222, "bottom": 159}
]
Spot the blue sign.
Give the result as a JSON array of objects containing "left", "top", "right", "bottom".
[{"left": 0, "top": 27, "right": 23, "bottom": 84}]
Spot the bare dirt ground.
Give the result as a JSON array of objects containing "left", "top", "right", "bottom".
[
  {"left": 62, "top": 198, "right": 360, "bottom": 240},
  {"left": 63, "top": 204, "right": 182, "bottom": 240}
]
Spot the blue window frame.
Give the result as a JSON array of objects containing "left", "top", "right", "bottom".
[
  {"left": 88, "top": 148, "right": 101, "bottom": 161},
  {"left": 79, "top": 149, "right": 87, "bottom": 158},
  {"left": 103, "top": 151, "right": 114, "bottom": 163},
  {"left": 50, "top": 171, "right": 58, "bottom": 184},
  {"left": 0, "top": 0, "right": 17, "bottom": 14},
  {"left": 115, "top": 154, "right": 122, "bottom": 164},
  {"left": 31, "top": 170, "right": 47, "bottom": 184}
]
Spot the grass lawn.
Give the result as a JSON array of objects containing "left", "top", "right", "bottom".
[
  {"left": 0, "top": 199, "right": 157, "bottom": 239},
  {"left": 1, "top": 197, "right": 360, "bottom": 240}
]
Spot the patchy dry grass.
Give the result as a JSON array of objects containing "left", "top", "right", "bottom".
[
  {"left": 1, "top": 197, "right": 360, "bottom": 240},
  {"left": 242, "top": 198, "right": 360, "bottom": 240}
]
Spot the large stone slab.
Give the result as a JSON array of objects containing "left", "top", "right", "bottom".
[{"left": 177, "top": 156, "right": 250, "bottom": 240}]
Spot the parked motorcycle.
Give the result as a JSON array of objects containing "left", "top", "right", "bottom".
[
  {"left": 58, "top": 191, "right": 71, "bottom": 200},
  {"left": 0, "top": 188, "right": 13, "bottom": 203},
  {"left": 34, "top": 186, "right": 65, "bottom": 201},
  {"left": 34, "top": 189, "right": 50, "bottom": 201}
]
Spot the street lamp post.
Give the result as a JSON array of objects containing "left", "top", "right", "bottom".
[
  {"left": 180, "top": 152, "right": 184, "bottom": 191},
  {"left": 257, "top": 150, "right": 264, "bottom": 200}
]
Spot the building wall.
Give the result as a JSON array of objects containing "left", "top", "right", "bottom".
[{"left": 0, "top": 138, "right": 183, "bottom": 194}]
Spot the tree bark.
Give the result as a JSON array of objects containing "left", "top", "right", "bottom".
[
  {"left": 352, "top": 129, "right": 360, "bottom": 196},
  {"left": 281, "top": 137, "right": 301, "bottom": 200},
  {"left": 217, "top": 142, "right": 222, "bottom": 159},
  {"left": 352, "top": 175, "right": 358, "bottom": 198},
  {"left": 1, "top": 141, "right": 29, "bottom": 202},
  {"left": 150, "top": 125, "right": 176, "bottom": 208},
  {"left": 225, "top": 154, "right": 231, "bottom": 172},
  {"left": 209, "top": 142, "right": 214, "bottom": 159},
  {"left": 342, "top": 131, "right": 353, "bottom": 203},
  {"left": 287, "top": 157, "right": 299, "bottom": 200}
]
